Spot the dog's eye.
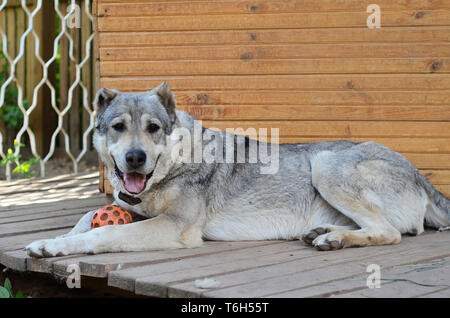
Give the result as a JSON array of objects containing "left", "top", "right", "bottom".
[
  {"left": 112, "top": 123, "right": 125, "bottom": 132},
  {"left": 147, "top": 123, "right": 160, "bottom": 133}
]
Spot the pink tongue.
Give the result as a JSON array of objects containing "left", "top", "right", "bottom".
[{"left": 124, "top": 173, "right": 146, "bottom": 194}]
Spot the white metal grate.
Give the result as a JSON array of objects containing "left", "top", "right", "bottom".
[{"left": 0, "top": 0, "right": 95, "bottom": 180}]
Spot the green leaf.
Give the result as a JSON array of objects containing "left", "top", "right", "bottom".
[
  {"left": 0, "top": 286, "right": 10, "bottom": 298},
  {"left": 4, "top": 278, "right": 12, "bottom": 297},
  {"left": 15, "top": 290, "right": 24, "bottom": 298},
  {"left": 22, "top": 162, "right": 31, "bottom": 171}
]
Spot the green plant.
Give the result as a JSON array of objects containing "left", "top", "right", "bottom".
[
  {"left": 0, "top": 140, "right": 41, "bottom": 178},
  {"left": 0, "top": 278, "right": 25, "bottom": 298},
  {"left": 0, "top": 49, "right": 29, "bottom": 129}
]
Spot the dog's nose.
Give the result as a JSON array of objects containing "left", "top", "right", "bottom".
[{"left": 125, "top": 149, "right": 146, "bottom": 169}]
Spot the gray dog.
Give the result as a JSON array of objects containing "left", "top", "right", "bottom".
[{"left": 26, "top": 82, "right": 450, "bottom": 257}]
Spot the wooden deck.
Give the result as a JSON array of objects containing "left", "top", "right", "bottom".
[{"left": 0, "top": 172, "right": 450, "bottom": 298}]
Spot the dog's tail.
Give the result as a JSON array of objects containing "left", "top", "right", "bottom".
[{"left": 417, "top": 172, "right": 450, "bottom": 229}]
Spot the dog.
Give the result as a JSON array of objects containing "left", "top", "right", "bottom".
[{"left": 26, "top": 82, "right": 450, "bottom": 257}]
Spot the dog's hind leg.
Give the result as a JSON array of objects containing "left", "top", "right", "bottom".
[{"left": 309, "top": 150, "right": 402, "bottom": 251}]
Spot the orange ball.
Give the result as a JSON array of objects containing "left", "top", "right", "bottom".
[{"left": 91, "top": 205, "right": 133, "bottom": 229}]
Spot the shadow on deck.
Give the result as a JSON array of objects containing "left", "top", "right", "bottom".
[{"left": 0, "top": 172, "right": 449, "bottom": 298}]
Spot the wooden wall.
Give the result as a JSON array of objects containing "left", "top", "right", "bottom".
[{"left": 95, "top": 0, "right": 450, "bottom": 197}]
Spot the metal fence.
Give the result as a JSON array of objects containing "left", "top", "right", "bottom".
[{"left": 0, "top": 0, "right": 95, "bottom": 180}]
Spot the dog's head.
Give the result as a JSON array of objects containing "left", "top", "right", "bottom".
[{"left": 93, "top": 82, "right": 178, "bottom": 196}]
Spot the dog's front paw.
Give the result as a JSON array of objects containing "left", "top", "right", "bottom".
[
  {"left": 312, "top": 232, "right": 346, "bottom": 251},
  {"left": 25, "top": 238, "right": 70, "bottom": 258}
]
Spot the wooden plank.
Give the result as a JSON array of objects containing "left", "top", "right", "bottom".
[
  {"left": 0, "top": 229, "right": 68, "bottom": 253},
  {"left": 0, "top": 250, "right": 28, "bottom": 271},
  {"left": 436, "top": 185, "right": 449, "bottom": 198},
  {"left": 6, "top": 7, "right": 15, "bottom": 60},
  {"left": 267, "top": 276, "right": 383, "bottom": 298},
  {"left": 420, "top": 170, "right": 450, "bottom": 185},
  {"left": 180, "top": 89, "right": 450, "bottom": 105},
  {"left": 0, "top": 193, "right": 104, "bottom": 212},
  {"left": 99, "top": 27, "right": 450, "bottom": 47},
  {"left": 98, "top": 158, "right": 105, "bottom": 193},
  {"left": 107, "top": 241, "right": 292, "bottom": 292},
  {"left": 101, "top": 43, "right": 450, "bottom": 61},
  {"left": 129, "top": 242, "right": 323, "bottom": 297},
  {"left": 94, "top": 0, "right": 102, "bottom": 196},
  {"left": 67, "top": 241, "right": 283, "bottom": 279},
  {"left": 182, "top": 232, "right": 450, "bottom": 298},
  {"left": 81, "top": 0, "right": 93, "bottom": 151},
  {"left": 100, "top": 74, "right": 450, "bottom": 91},
  {"left": 106, "top": 233, "right": 450, "bottom": 297},
  {"left": 93, "top": 0, "right": 101, "bottom": 94},
  {"left": 201, "top": 121, "right": 450, "bottom": 138},
  {"left": 0, "top": 5, "right": 5, "bottom": 157},
  {"left": 0, "top": 180, "right": 99, "bottom": 196},
  {"left": 255, "top": 137, "right": 450, "bottom": 154},
  {"left": 26, "top": 252, "right": 84, "bottom": 276},
  {"left": 0, "top": 249, "right": 86, "bottom": 274},
  {"left": 0, "top": 185, "right": 101, "bottom": 207},
  {"left": 0, "top": 205, "right": 97, "bottom": 225},
  {"left": 28, "top": 3, "right": 44, "bottom": 155},
  {"left": 101, "top": 0, "right": 444, "bottom": 4},
  {"left": 100, "top": 58, "right": 450, "bottom": 76},
  {"left": 43, "top": 0, "right": 57, "bottom": 152},
  {"left": 420, "top": 288, "right": 450, "bottom": 297},
  {"left": 25, "top": 3, "right": 35, "bottom": 107},
  {"left": 0, "top": 191, "right": 102, "bottom": 213},
  {"left": 98, "top": 0, "right": 450, "bottom": 17},
  {"left": 332, "top": 259, "right": 450, "bottom": 298},
  {"left": 3, "top": 0, "right": 35, "bottom": 7},
  {"left": 69, "top": 24, "right": 81, "bottom": 155},
  {"left": 0, "top": 178, "right": 98, "bottom": 196},
  {"left": 0, "top": 175, "right": 98, "bottom": 193},
  {"left": 132, "top": 232, "right": 448, "bottom": 297},
  {"left": 2, "top": 241, "right": 282, "bottom": 279},
  {"left": 0, "top": 171, "right": 99, "bottom": 188},
  {"left": 28, "top": 0, "right": 57, "bottom": 156},
  {"left": 0, "top": 8, "right": 5, "bottom": 40},
  {"left": 103, "top": 168, "right": 115, "bottom": 194},
  {"left": 0, "top": 214, "right": 84, "bottom": 237},
  {"left": 404, "top": 154, "right": 450, "bottom": 170},
  {"left": 270, "top": 257, "right": 450, "bottom": 297},
  {"left": 59, "top": 1, "right": 69, "bottom": 150},
  {"left": 178, "top": 105, "right": 450, "bottom": 121},
  {"left": 98, "top": 10, "right": 450, "bottom": 32},
  {"left": 0, "top": 197, "right": 106, "bottom": 218},
  {"left": 0, "top": 193, "right": 104, "bottom": 211},
  {"left": 15, "top": 8, "right": 26, "bottom": 100}
]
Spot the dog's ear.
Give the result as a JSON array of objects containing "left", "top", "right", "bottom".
[
  {"left": 153, "top": 82, "right": 176, "bottom": 124},
  {"left": 94, "top": 88, "right": 119, "bottom": 131},
  {"left": 94, "top": 88, "right": 119, "bottom": 117}
]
